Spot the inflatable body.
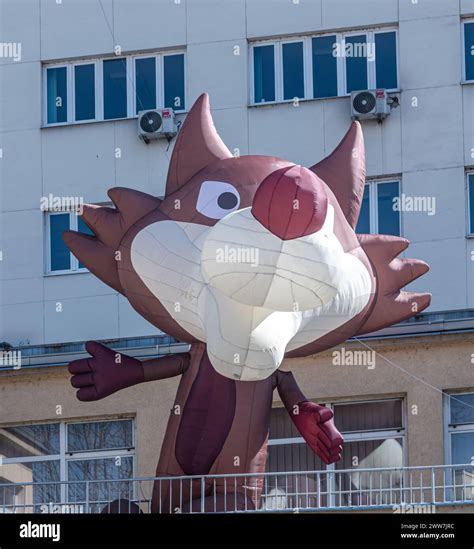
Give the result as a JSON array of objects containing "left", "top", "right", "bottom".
[{"left": 63, "top": 94, "right": 431, "bottom": 512}]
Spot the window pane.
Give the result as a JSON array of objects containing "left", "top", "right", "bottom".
[
  {"left": 345, "top": 35, "right": 368, "bottom": 93},
  {"left": 164, "top": 54, "right": 185, "bottom": 110},
  {"left": 265, "top": 443, "right": 326, "bottom": 509},
  {"left": 355, "top": 185, "right": 370, "bottom": 233},
  {"left": 334, "top": 400, "right": 403, "bottom": 433},
  {"left": 267, "top": 442, "right": 324, "bottom": 473},
  {"left": 77, "top": 216, "right": 94, "bottom": 269},
  {"left": 74, "top": 64, "right": 95, "bottom": 121},
  {"left": 103, "top": 58, "right": 127, "bottom": 120},
  {"left": 452, "top": 433, "right": 474, "bottom": 464},
  {"left": 47, "top": 67, "right": 67, "bottom": 124},
  {"left": 465, "top": 23, "right": 474, "bottom": 81},
  {"left": 67, "top": 420, "right": 133, "bottom": 452},
  {"left": 253, "top": 45, "right": 275, "bottom": 103},
  {"left": 469, "top": 175, "right": 474, "bottom": 234},
  {"left": 269, "top": 407, "right": 301, "bottom": 439},
  {"left": 375, "top": 31, "right": 397, "bottom": 89},
  {"left": 135, "top": 57, "right": 156, "bottom": 114},
  {"left": 50, "top": 214, "right": 71, "bottom": 271},
  {"left": 282, "top": 42, "right": 304, "bottom": 100},
  {"left": 0, "top": 423, "right": 60, "bottom": 458},
  {"left": 77, "top": 216, "right": 93, "bottom": 237},
  {"left": 312, "top": 35, "right": 338, "bottom": 98},
  {"left": 0, "top": 461, "right": 60, "bottom": 512},
  {"left": 336, "top": 438, "right": 403, "bottom": 506},
  {"left": 451, "top": 394, "right": 474, "bottom": 425},
  {"left": 67, "top": 457, "right": 133, "bottom": 512},
  {"left": 377, "top": 181, "right": 400, "bottom": 236}
]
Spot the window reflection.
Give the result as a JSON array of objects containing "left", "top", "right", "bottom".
[
  {"left": 0, "top": 423, "right": 60, "bottom": 458},
  {"left": 68, "top": 457, "right": 133, "bottom": 513},
  {"left": 0, "top": 461, "right": 60, "bottom": 513},
  {"left": 67, "top": 420, "right": 133, "bottom": 452}
]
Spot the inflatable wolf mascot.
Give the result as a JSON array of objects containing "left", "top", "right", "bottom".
[{"left": 63, "top": 94, "right": 431, "bottom": 512}]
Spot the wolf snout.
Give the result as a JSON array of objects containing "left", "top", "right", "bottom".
[
  {"left": 200, "top": 205, "right": 341, "bottom": 312},
  {"left": 251, "top": 165, "right": 328, "bottom": 241}
]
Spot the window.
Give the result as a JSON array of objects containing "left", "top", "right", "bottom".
[
  {"left": 251, "top": 29, "right": 398, "bottom": 104},
  {"left": 74, "top": 63, "right": 95, "bottom": 121},
  {"left": 0, "top": 419, "right": 135, "bottom": 512},
  {"left": 44, "top": 51, "right": 186, "bottom": 125},
  {"left": 46, "top": 211, "right": 93, "bottom": 274},
  {"left": 282, "top": 41, "right": 305, "bottom": 100},
  {"left": 468, "top": 173, "right": 474, "bottom": 236},
  {"left": 103, "top": 58, "right": 128, "bottom": 120},
  {"left": 312, "top": 35, "right": 338, "bottom": 99},
  {"left": 253, "top": 45, "right": 276, "bottom": 103},
  {"left": 135, "top": 57, "right": 157, "bottom": 113},
  {"left": 163, "top": 53, "right": 185, "bottom": 111},
  {"left": 345, "top": 34, "right": 368, "bottom": 93},
  {"left": 46, "top": 66, "right": 68, "bottom": 124},
  {"left": 266, "top": 399, "right": 405, "bottom": 508},
  {"left": 463, "top": 21, "right": 474, "bottom": 82},
  {"left": 343, "top": 30, "right": 398, "bottom": 94},
  {"left": 333, "top": 400, "right": 404, "bottom": 507},
  {"left": 375, "top": 31, "right": 398, "bottom": 90},
  {"left": 445, "top": 393, "right": 474, "bottom": 500},
  {"left": 355, "top": 180, "right": 401, "bottom": 236}
]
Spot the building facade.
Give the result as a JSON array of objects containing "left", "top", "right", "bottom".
[{"left": 0, "top": 0, "right": 473, "bottom": 512}]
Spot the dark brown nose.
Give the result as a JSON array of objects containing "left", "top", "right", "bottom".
[{"left": 251, "top": 165, "right": 328, "bottom": 240}]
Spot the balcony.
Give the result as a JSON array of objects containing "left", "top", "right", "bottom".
[{"left": 1, "top": 464, "right": 473, "bottom": 514}]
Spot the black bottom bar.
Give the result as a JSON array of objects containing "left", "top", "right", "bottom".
[{"left": 0, "top": 512, "right": 473, "bottom": 547}]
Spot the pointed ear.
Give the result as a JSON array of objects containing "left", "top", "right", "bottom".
[
  {"left": 309, "top": 121, "right": 365, "bottom": 229},
  {"left": 165, "top": 93, "right": 232, "bottom": 196}
]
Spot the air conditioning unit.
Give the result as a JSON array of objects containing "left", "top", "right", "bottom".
[
  {"left": 138, "top": 108, "right": 178, "bottom": 143},
  {"left": 351, "top": 89, "right": 391, "bottom": 121}
]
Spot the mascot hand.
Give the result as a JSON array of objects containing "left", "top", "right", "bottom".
[
  {"left": 290, "top": 401, "right": 343, "bottom": 465},
  {"left": 68, "top": 341, "right": 144, "bottom": 401}
]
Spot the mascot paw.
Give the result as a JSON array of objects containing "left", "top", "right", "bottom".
[
  {"left": 290, "top": 401, "right": 343, "bottom": 465},
  {"left": 68, "top": 341, "right": 144, "bottom": 401}
]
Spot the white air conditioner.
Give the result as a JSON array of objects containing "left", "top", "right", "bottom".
[
  {"left": 138, "top": 108, "right": 178, "bottom": 143},
  {"left": 351, "top": 89, "right": 391, "bottom": 121}
]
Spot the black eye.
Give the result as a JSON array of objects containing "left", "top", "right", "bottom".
[{"left": 217, "top": 192, "right": 239, "bottom": 210}]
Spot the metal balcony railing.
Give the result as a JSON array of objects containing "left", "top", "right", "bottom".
[{"left": 0, "top": 464, "right": 473, "bottom": 514}]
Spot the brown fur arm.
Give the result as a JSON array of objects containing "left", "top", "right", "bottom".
[
  {"left": 68, "top": 341, "right": 190, "bottom": 401},
  {"left": 275, "top": 370, "right": 307, "bottom": 412},
  {"left": 142, "top": 353, "right": 190, "bottom": 382},
  {"left": 276, "top": 370, "right": 343, "bottom": 464}
]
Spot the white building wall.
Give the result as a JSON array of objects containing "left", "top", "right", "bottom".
[{"left": 0, "top": 0, "right": 473, "bottom": 346}]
